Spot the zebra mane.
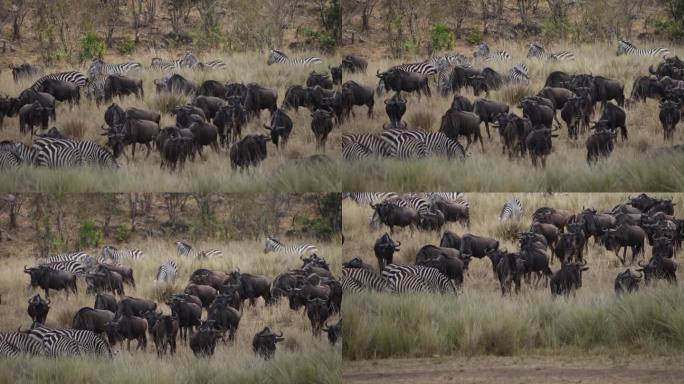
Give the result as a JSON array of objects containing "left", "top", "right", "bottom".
[
  {"left": 177, "top": 240, "right": 192, "bottom": 249},
  {"left": 530, "top": 43, "right": 544, "bottom": 51},
  {"left": 267, "top": 236, "right": 283, "bottom": 245},
  {"left": 618, "top": 39, "right": 635, "bottom": 48},
  {"left": 270, "top": 49, "right": 287, "bottom": 58}
]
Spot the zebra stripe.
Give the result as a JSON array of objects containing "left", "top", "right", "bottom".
[
  {"left": 33, "top": 137, "right": 117, "bottom": 168},
  {"left": 0, "top": 332, "right": 45, "bottom": 356},
  {"left": 38, "top": 251, "right": 91, "bottom": 265},
  {"left": 30, "top": 71, "right": 87, "bottom": 90},
  {"left": 87, "top": 58, "right": 142, "bottom": 78},
  {"left": 527, "top": 43, "right": 575, "bottom": 61},
  {"left": 342, "top": 192, "right": 400, "bottom": 205},
  {"left": 150, "top": 57, "right": 182, "bottom": 71},
  {"left": 381, "top": 129, "right": 466, "bottom": 160},
  {"left": 0, "top": 340, "right": 19, "bottom": 357},
  {"left": 155, "top": 260, "right": 177, "bottom": 283},
  {"left": 425, "top": 192, "right": 467, "bottom": 205},
  {"left": 382, "top": 264, "right": 455, "bottom": 294},
  {"left": 341, "top": 267, "right": 390, "bottom": 293},
  {"left": 31, "top": 327, "right": 111, "bottom": 357},
  {"left": 485, "top": 50, "right": 511, "bottom": 62},
  {"left": 175, "top": 241, "right": 223, "bottom": 258},
  {"left": 509, "top": 63, "right": 530, "bottom": 85},
  {"left": 341, "top": 134, "right": 393, "bottom": 160},
  {"left": 41, "top": 260, "right": 86, "bottom": 275},
  {"left": 264, "top": 236, "right": 318, "bottom": 256},
  {"left": 198, "top": 60, "right": 227, "bottom": 70},
  {"left": 84, "top": 74, "right": 107, "bottom": 103},
  {"left": 102, "top": 245, "right": 144, "bottom": 264},
  {"left": 45, "top": 335, "right": 82, "bottom": 357},
  {"left": 267, "top": 49, "right": 322, "bottom": 66},
  {"left": 392, "top": 62, "right": 437, "bottom": 76},
  {"left": 0, "top": 140, "right": 37, "bottom": 165},
  {"left": 0, "top": 151, "right": 21, "bottom": 169},
  {"left": 499, "top": 197, "right": 523, "bottom": 221},
  {"left": 616, "top": 39, "right": 670, "bottom": 57}
]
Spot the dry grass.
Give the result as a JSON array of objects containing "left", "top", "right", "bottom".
[
  {"left": 341, "top": 193, "right": 684, "bottom": 360},
  {"left": 0, "top": 50, "right": 341, "bottom": 192},
  {"left": 0, "top": 238, "right": 341, "bottom": 383},
  {"left": 337, "top": 41, "right": 684, "bottom": 191}
]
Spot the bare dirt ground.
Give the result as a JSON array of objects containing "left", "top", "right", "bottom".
[{"left": 343, "top": 354, "right": 684, "bottom": 384}]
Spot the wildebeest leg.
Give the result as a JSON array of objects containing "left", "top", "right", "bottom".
[
  {"left": 145, "top": 143, "right": 152, "bottom": 159},
  {"left": 478, "top": 133, "right": 485, "bottom": 153},
  {"left": 131, "top": 143, "right": 136, "bottom": 160},
  {"left": 484, "top": 121, "right": 491, "bottom": 139}
]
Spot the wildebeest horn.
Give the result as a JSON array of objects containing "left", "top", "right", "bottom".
[
  {"left": 263, "top": 124, "right": 271, "bottom": 130},
  {"left": 638, "top": 260, "right": 647, "bottom": 267},
  {"left": 275, "top": 330, "right": 283, "bottom": 337}
]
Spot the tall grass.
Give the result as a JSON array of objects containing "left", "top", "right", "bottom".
[
  {"left": 0, "top": 238, "right": 342, "bottom": 383},
  {"left": 341, "top": 193, "right": 684, "bottom": 360},
  {"left": 337, "top": 41, "right": 684, "bottom": 192}
]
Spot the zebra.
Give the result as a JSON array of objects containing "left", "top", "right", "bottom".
[
  {"left": 341, "top": 134, "right": 393, "bottom": 160},
  {"left": 392, "top": 61, "right": 437, "bottom": 76},
  {"left": 83, "top": 73, "right": 107, "bottom": 103},
  {"left": 44, "top": 335, "right": 83, "bottom": 357},
  {"left": 508, "top": 63, "right": 530, "bottom": 85},
  {"left": 342, "top": 192, "right": 399, "bottom": 205},
  {"left": 499, "top": 197, "right": 523, "bottom": 221},
  {"left": 0, "top": 140, "right": 37, "bottom": 165},
  {"left": 381, "top": 129, "right": 466, "bottom": 160},
  {"left": 474, "top": 42, "right": 511, "bottom": 62},
  {"left": 527, "top": 43, "right": 575, "bottom": 61},
  {"left": 425, "top": 192, "right": 466, "bottom": 205},
  {"left": 0, "top": 151, "right": 21, "bottom": 170},
  {"left": 341, "top": 267, "right": 390, "bottom": 293},
  {"left": 41, "top": 260, "right": 87, "bottom": 275},
  {"left": 30, "top": 71, "right": 88, "bottom": 90},
  {"left": 392, "top": 136, "right": 428, "bottom": 159},
  {"left": 29, "top": 327, "right": 112, "bottom": 357},
  {"left": 32, "top": 137, "right": 117, "bottom": 168},
  {"left": 37, "top": 251, "right": 91, "bottom": 265},
  {"left": 263, "top": 236, "right": 318, "bottom": 256},
  {"left": 382, "top": 264, "right": 455, "bottom": 294},
  {"left": 87, "top": 58, "right": 142, "bottom": 78},
  {"left": 150, "top": 57, "right": 182, "bottom": 71},
  {"left": 155, "top": 260, "right": 177, "bottom": 283},
  {"left": 102, "top": 245, "right": 144, "bottom": 264},
  {"left": 175, "top": 240, "right": 223, "bottom": 258},
  {"left": 616, "top": 39, "right": 670, "bottom": 58},
  {"left": 267, "top": 49, "right": 322, "bottom": 66},
  {"left": 0, "top": 332, "right": 45, "bottom": 356},
  {"left": 197, "top": 59, "right": 228, "bottom": 70},
  {"left": 179, "top": 51, "right": 199, "bottom": 68}
]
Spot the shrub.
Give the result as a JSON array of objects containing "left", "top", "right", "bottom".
[
  {"left": 114, "top": 225, "right": 132, "bottom": 242},
  {"left": 62, "top": 119, "right": 87, "bottom": 139},
  {"left": 466, "top": 28, "right": 483, "bottom": 46},
  {"left": 408, "top": 110, "right": 437, "bottom": 132},
  {"left": 302, "top": 28, "right": 337, "bottom": 52},
  {"left": 430, "top": 22, "right": 455, "bottom": 51},
  {"left": 117, "top": 36, "right": 136, "bottom": 55},
  {"left": 80, "top": 32, "right": 105, "bottom": 61},
  {"left": 78, "top": 219, "right": 103, "bottom": 249}
]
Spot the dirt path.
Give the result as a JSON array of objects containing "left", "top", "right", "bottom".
[{"left": 343, "top": 354, "right": 684, "bottom": 384}]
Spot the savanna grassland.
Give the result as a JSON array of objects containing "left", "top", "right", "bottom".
[
  {"left": 0, "top": 193, "right": 341, "bottom": 384},
  {"left": 338, "top": 42, "right": 684, "bottom": 192},
  {"left": 341, "top": 193, "right": 684, "bottom": 383},
  {"left": 0, "top": 50, "right": 342, "bottom": 193}
]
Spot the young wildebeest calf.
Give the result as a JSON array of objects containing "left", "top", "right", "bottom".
[
  {"left": 311, "top": 109, "right": 334, "bottom": 151},
  {"left": 550, "top": 261, "right": 589, "bottom": 297},
  {"left": 252, "top": 327, "right": 284, "bottom": 360},
  {"left": 659, "top": 100, "right": 681, "bottom": 141}
]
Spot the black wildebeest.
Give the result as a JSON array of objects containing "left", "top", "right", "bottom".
[
  {"left": 384, "top": 93, "right": 407, "bottom": 129},
  {"left": 561, "top": 96, "right": 584, "bottom": 140},
  {"left": 537, "top": 87, "right": 576, "bottom": 113},
  {"left": 104, "top": 118, "right": 160, "bottom": 160},
  {"left": 371, "top": 202, "right": 419, "bottom": 234},
  {"left": 520, "top": 98, "right": 554, "bottom": 129},
  {"left": 630, "top": 76, "right": 666, "bottom": 102},
  {"left": 24, "top": 265, "right": 77, "bottom": 298},
  {"left": 252, "top": 327, "right": 284, "bottom": 360},
  {"left": 18, "top": 101, "right": 51, "bottom": 137},
  {"left": 586, "top": 124, "right": 615, "bottom": 165},
  {"left": 192, "top": 96, "right": 225, "bottom": 121},
  {"left": 459, "top": 234, "right": 499, "bottom": 258},
  {"left": 637, "top": 255, "right": 678, "bottom": 284},
  {"left": 473, "top": 98, "right": 509, "bottom": 140},
  {"left": 155, "top": 74, "right": 197, "bottom": 95},
  {"left": 27, "top": 294, "right": 50, "bottom": 326},
  {"left": 189, "top": 269, "right": 230, "bottom": 290},
  {"left": 229, "top": 134, "right": 269, "bottom": 172},
  {"left": 311, "top": 109, "right": 334, "bottom": 151},
  {"left": 10, "top": 63, "right": 42, "bottom": 82},
  {"left": 263, "top": 109, "right": 293, "bottom": 148},
  {"left": 15, "top": 88, "right": 57, "bottom": 121},
  {"left": 374, "top": 232, "right": 400, "bottom": 271},
  {"left": 415, "top": 245, "right": 467, "bottom": 289},
  {"left": 440, "top": 230, "right": 461, "bottom": 250},
  {"left": 72, "top": 307, "right": 115, "bottom": 335},
  {"left": 116, "top": 296, "right": 157, "bottom": 318},
  {"left": 495, "top": 112, "right": 532, "bottom": 158},
  {"left": 37, "top": 78, "right": 80, "bottom": 106},
  {"left": 544, "top": 71, "right": 572, "bottom": 88},
  {"left": 104, "top": 75, "right": 144, "bottom": 103},
  {"left": 95, "top": 292, "right": 118, "bottom": 313},
  {"left": 614, "top": 269, "right": 642, "bottom": 295},
  {"left": 85, "top": 270, "right": 125, "bottom": 296},
  {"left": 659, "top": 100, "right": 681, "bottom": 141},
  {"left": 196, "top": 80, "right": 229, "bottom": 98},
  {"left": 439, "top": 108, "right": 484, "bottom": 152},
  {"left": 226, "top": 270, "right": 272, "bottom": 307},
  {"left": 342, "top": 80, "right": 374, "bottom": 118},
  {"left": 282, "top": 85, "right": 311, "bottom": 112},
  {"left": 450, "top": 66, "right": 481, "bottom": 93},
  {"left": 377, "top": 68, "right": 431, "bottom": 98},
  {"left": 167, "top": 296, "right": 202, "bottom": 342},
  {"left": 525, "top": 127, "right": 558, "bottom": 168},
  {"left": 307, "top": 71, "right": 333, "bottom": 90},
  {"left": 244, "top": 84, "right": 277, "bottom": 118},
  {"left": 550, "top": 261, "right": 589, "bottom": 297},
  {"left": 190, "top": 321, "right": 223, "bottom": 357},
  {"left": 341, "top": 55, "right": 368, "bottom": 73},
  {"left": 144, "top": 311, "right": 179, "bottom": 356},
  {"left": 601, "top": 224, "right": 646, "bottom": 265},
  {"left": 214, "top": 98, "right": 247, "bottom": 147},
  {"left": 322, "top": 319, "right": 341, "bottom": 346},
  {"left": 206, "top": 295, "right": 241, "bottom": 341},
  {"left": 106, "top": 315, "right": 148, "bottom": 351},
  {"left": 451, "top": 94, "right": 474, "bottom": 112},
  {"left": 184, "top": 284, "right": 218, "bottom": 309}
]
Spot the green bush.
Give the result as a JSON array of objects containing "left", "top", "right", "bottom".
[
  {"left": 114, "top": 225, "right": 131, "bottom": 242},
  {"left": 466, "top": 28, "right": 483, "bottom": 46},
  {"left": 649, "top": 19, "right": 684, "bottom": 40},
  {"left": 430, "top": 22, "right": 455, "bottom": 51},
  {"left": 80, "top": 32, "right": 105, "bottom": 61},
  {"left": 78, "top": 219, "right": 103, "bottom": 249},
  {"left": 302, "top": 28, "right": 337, "bottom": 52},
  {"left": 117, "top": 36, "right": 136, "bottom": 55}
]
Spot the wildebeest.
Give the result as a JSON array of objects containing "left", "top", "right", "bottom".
[
  {"left": 377, "top": 68, "right": 431, "bottom": 98},
  {"left": 189, "top": 269, "right": 230, "bottom": 290},
  {"left": 104, "top": 118, "right": 160, "bottom": 160},
  {"left": 307, "top": 71, "right": 333, "bottom": 90},
  {"left": 229, "top": 134, "right": 269, "bottom": 172},
  {"left": 72, "top": 307, "right": 115, "bottom": 335},
  {"left": 226, "top": 270, "right": 272, "bottom": 306},
  {"left": 439, "top": 230, "right": 461, "bottom": 250},
  {"left": 322, "top": 319, "right": 341, "bottom": 345},
  {"left": 439, "top": 108, "right": 484, "bottom": 152},
  {"left": 244, "top": 84, "right": 277, "bottom": 118},
  {"left": 189, "top": 321, "right": 223, "bottom": 357},
  {"left": 24, "top": 265, "right": 78, "bottom": 298},
  {"left": 371, "top": 202, "right": 419, "bottom": 234},
  {"left": 586, "top": 124, "right": 615, "bottom": 165},
  {"left": 341, "top": 55, "right": 368, "bottom": 73},
  {"left": 384, "top": 93, "right": 407, "bottom": 129},
  {"left": 550, "top": 261, "right": 589, "bottom": 296},
  {"left": 27, "top": 294, "right": 50, "bottom": 325},
  {"left": 116, "top": 296, "right": 157, "bottom": 318},
  {"left": 560, "top": 96, "right": 584, "bottom": 140},
  {"left": 15, "top": 88, "right": 57, "bottom": 121},
  {"left": 342, "top": 80, "right": 375, "bottom": 118},
  {"left": 599, "top": 102, "right": 628, "bottom": 141},
  {"left": 415, "top": 245, "right": 467, "bottom": 288},
  {"left": 155, "top": 74, "right": 197, "bottom": 94},
  {"left": 196, "top": 80, "right": 229, "bottom": 98},
  {"left": 601, "top": 224, "right": 646, "bottom": 265},
  {"left": 106, "top": 315, "right": 148, "bottom": 351},
  {"left": 520, "top": 98, "right": 554, "bottom": 128},
  {"left": 544, "top": 71, "right": 572, "bottom": 88},
  {"left": 305, "top": 297, "right": 330, "bottom": 336},
  {"left": 252, "top": 327, "right": 284, "bottom": 360},
  {"left": 451, "top": 94, "right": 474, "bottom": 112},
  {"left": 214, "top": 99, "right": 247, "bottom": 147},
  {"left": 104, "top": 75, "right": 144, "bottom": 102},
  {"left": 330, "top": 65, "right": 342, "bottom": 86},
  {"left": 374, "top": 233, "right": 400, "bottom": 271},
  {"left": 537, "top": 87, "right": 576, "bottom": 113},
  {"left": 85, "top": 270, "right": 125, "bottom": 296},
  {"left": 10, "top": 63, "right": 42, "bottom": 82},
  {"left": 18, "top": 101, "right": 51, "bottom": 137},
  {"left": 183, "top": 284, "right": 218, "bottom": 309},
  {"left": 496, "top": 252, "right": 525, "bottom": 295},
  {"left": 473, "top": 99, "right": 509, "bottom": 140},
  {"left": 495, "top": 112, "right": 532, "bottom": 158},
  {"left": 263, "top": 109, "right": 293, "bottom": 148},
  {"left": 192, "top": 96, "right": 225, "bottom": 121},
  {"left": 167, "top": 296, "right": 202, "bottom": 341},
  {"left": 530, "top": 222, "right": 559, "bottom": 256},
  {"left": 311, "top": 109, "right": 334, "bottom": 151},
  {"left": 459, "top": 234, "right": 499, "bottom": 258},
  {"left": 525, "top": 127, "right": 558, "bottom": 168},
  {"left": 282, "top": 85, "right": 311, "bottom": 111},
  {"left": 94, "top": 293, "right": 118, "bottom": 313},
  {"left": 659, "top": 100, "right": 681, "bottom": 141},
  {"left": 637, "top": 255, "right": 677, "bottom": 284},
  {"left": 206, "top": 295, "right": 241, "bottom": 341},
  {"left": 614, "top": 269, "right": 642, "bottom": 294},
  {"left": 144, "top": 311, "right": 179, "bottom": 356},
  {"left": 37, "top": 78, "right": 80, "bottom": 106}
]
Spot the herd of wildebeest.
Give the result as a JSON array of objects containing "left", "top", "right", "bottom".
[
  {"left": 0, "top": 242, "right": 341, "bottom": 359},
  {"left": 342, "top": 192, "right": 680, "bottom": 297}
]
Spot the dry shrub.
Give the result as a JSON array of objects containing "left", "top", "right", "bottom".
[
  {"left": 407, "top": 110, "right": 437, "bottom": 131},
  {"left": 150, "top": 93, "right": 188, "bottom": 115},
  {"left": 497, "top": 84, "right": 535, "bottom": 106},
  {"left": 633, "top": 138, "right": 651, "bottom": 153},
  {"left": 494, "top": 219, "right": 526, "bottom": 242},
  {"left": 62, "top": 119, "right": 88, "bottom": 139}
]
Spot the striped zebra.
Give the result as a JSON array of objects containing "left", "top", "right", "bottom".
[
  {"left": 485, "top": 50, "right": 511, "bottom": 62},
  {"left": 32, "top": 137, "right": 117, "bottom": 168},
  {"left": 83, "top": 73, "right": 107, "bottom": 103},
  {"left": 155, "top": 260, "right": 177, "bottom": 283},
  {"left": 1, "top": 140, "right": 37, "bottom": 164},
  {"left": 499, "top": 197, "right": 523, "bottom": 221},
  {"left": 392, "top": 61, "right": 437, "bottom": 76},
  {"left": 30, "top": 71, "right": 88, "bottom": 90},
  {"left": 150, "top": 57, "right": 182, "bottom": 71},
  {"left": 263, "top": 236, "right": 318, "bottom": 256},
  {"left": 197, "top": 59, "right": 228, "bottom": 70},
  {"left": 41, "top": 260, "right": 87, "bottom": 275},
  {"left": 527, "top": 43, "right": 575, "bottom": 61},
  {"left": 341, "top": 267, "right": 390, "bottom": 293},
  {"left": 28, "top": 327, "right": 112, "bottom": 357},
  {"left": 427, "top": 53, "right": 472, "bottom": 70},
  {"left": 616, "top": 39, "right": 670, "bottom": 58},
  {"left": 0, "top": 151, "right": 21, "bottom": 169},
  {"left": 44, "top": 335, "right": 83, "bottom": 357},
  {"left": 342, "top": 192, "right": 399, "bottom": 205},
  {"left": 87, "top": 58, "right": 142, "bottom": 78},
  {"left": 101, "top": 245, "right": 144, "bottom": 264},
  {"left": 341, "top": 134, "right": 393, "bottom": 160},
  {"left": 267, "top": 49, "right": 322, "bottom": 66},
  {"left": 425, "top": 192, "right": 466, "bottom": 204},
  {"left": 38, "top": 251, "right": 92, "bottom": 265},
  {"left": 175, "top": 240, "right": 223, "bottom": 258},
  {"left": 382, "top": 264, "right": 455, "bottom": 294},
  {"left": 0, "top": 332, "right": 45, "bottom": 356},
  {"left": 508, "top": 63, "right": 530, "bottom": 85},
  {"left": 474, "top": 42, "right": 511, "bottom": 62},
  {"left": 381, "top": 129, "right": 466, "bottom": 160}
]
